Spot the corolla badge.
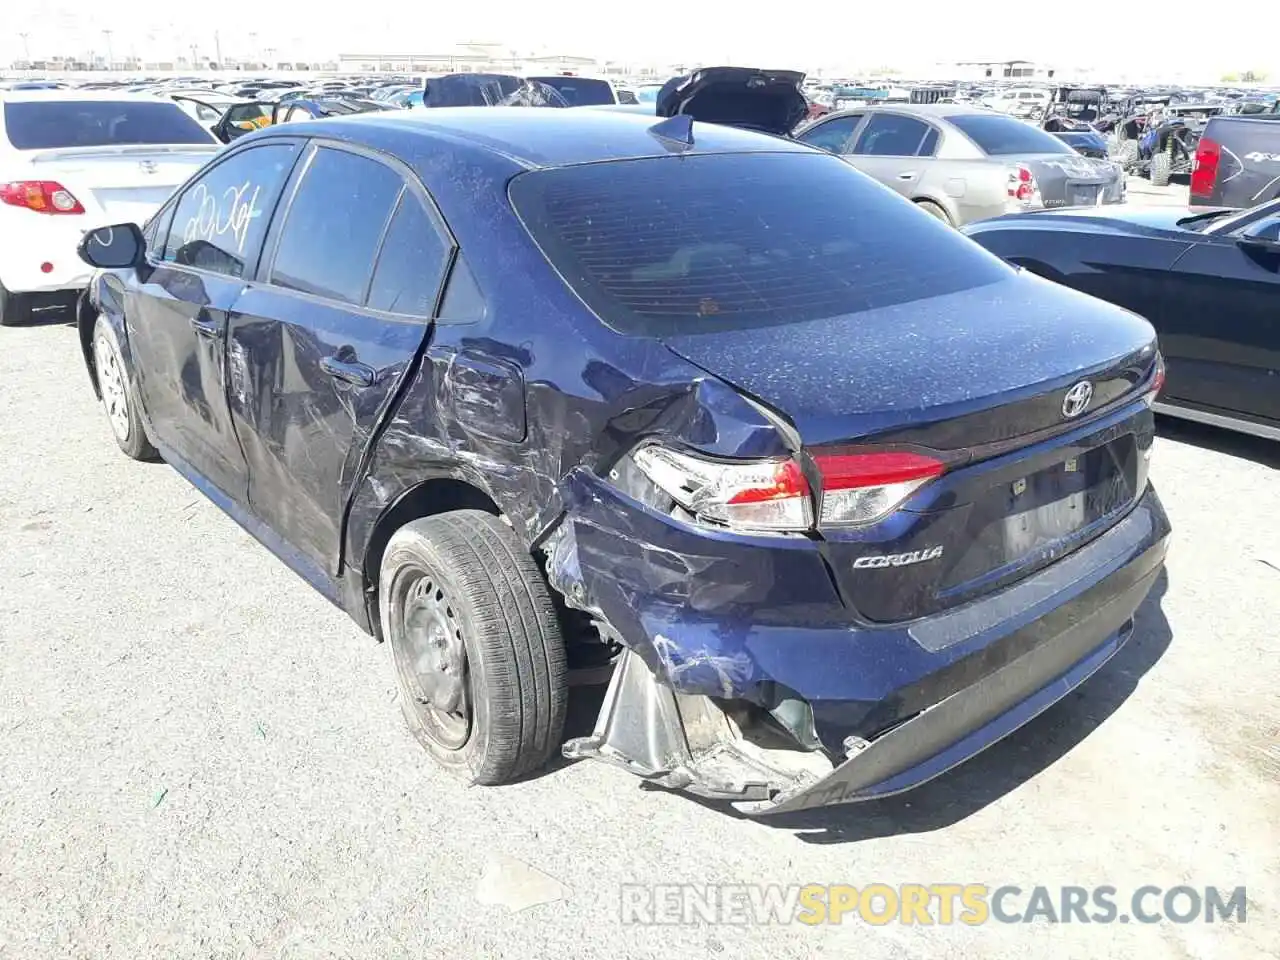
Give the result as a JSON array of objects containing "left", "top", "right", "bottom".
[
  {"left": 138, "top": 160, "right": 158, "bottom": 174},
  {"left": 1062, "top": 380, "right": 1094, "bottom": 419},
  {"left": 853, "top": 545, "right": 944, "bottom": 570}
]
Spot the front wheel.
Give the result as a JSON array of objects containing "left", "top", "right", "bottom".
[
  {"left": 93, "top": 316, "right": 157, "bottom": 461},
  {"left": 380, "top": 510, "right": 568, "bottom": 785}
]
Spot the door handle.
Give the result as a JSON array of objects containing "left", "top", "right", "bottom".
[
  {"left": 321, "top": 354, "right": 375, "bottom": 387},
  {"left": 189, "top": 316, "right": 220, "bottom": 338},
  {"left": 897, "top": 171, "right": 918, "bottom": 180}
]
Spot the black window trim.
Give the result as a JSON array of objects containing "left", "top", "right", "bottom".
[
  {"left": 149, "top": 137, "right": 306, "bottom": 282},
  {"left": 256, "top": 137, "right": 459, "bottom": 323}
]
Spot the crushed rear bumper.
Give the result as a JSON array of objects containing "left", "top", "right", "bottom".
[{"left": 563, "top": 492, "right": 1169, "bottom": 815}]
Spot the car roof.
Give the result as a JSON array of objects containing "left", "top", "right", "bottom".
[
  {"left": 282, "top": 106, "right": 816, "bottom": 170},
  {"left": 0, "top": 89, "right": 178, "bottom": 104},
  {"left": 823, "top": 103, "right": 1011, "bottom": 121}
]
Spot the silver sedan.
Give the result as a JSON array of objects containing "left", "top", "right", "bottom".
[{"left": 794, "top": 104, "right": 1126, "bottom": 226}]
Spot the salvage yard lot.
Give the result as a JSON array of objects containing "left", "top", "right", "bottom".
[{"left": 1, "top": 180, "right": 1278, "bottom": 960}]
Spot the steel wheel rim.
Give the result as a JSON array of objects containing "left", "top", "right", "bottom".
[
  {"left": 94, "top": 333, "right": 131, "bottom": 442},
  {"left": 394, "top": 569, "right": 472, "bottom": 749}
]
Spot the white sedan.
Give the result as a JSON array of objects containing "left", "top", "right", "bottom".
[{"left": 0, "top": 91, "right": 220, "bottom": 325}]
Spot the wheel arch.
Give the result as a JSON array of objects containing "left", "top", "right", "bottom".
[
  {"left": 358, "top": 471, "right": 506, "bottom": 635},
  {"left": 76, "top": 293, "right": 102, "bottom": 399},
  {"left": 910, "top": 195, "right": 956, "bottom": 225}
]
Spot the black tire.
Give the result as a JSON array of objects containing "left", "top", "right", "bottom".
[
  {"left": 915, "top": 199, "right": 953, "bottom": 225},
  {"left": 1150, "top": 151, "right": 1172, "bottom": 187},
  {"left": 92, "top": 315, "right": 158, "bottom": 461},
  {"left": 0, "top": 282, "right": 32, "bottom": 326},
  {"left": 380, "top": 510, "right": 568, "bottom": 785},
  {"left": 1115, "top": 140, "right": 1139, "bottom": 168}
]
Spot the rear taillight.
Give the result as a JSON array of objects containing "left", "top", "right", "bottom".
[
  {"left": 1190, "top": 136, "right": 1220, "bottom": 198},
  {"left": 628, "top": 445, "right": 945, "bottom": 533},
  {"left": 1143, "top": 353, "right": 1166, "bottom": 406},
  {"left": 631, "top": 445, "right": 813, "bottom": 531},
  {"left": 1006, "top": 165, "right": 1041, "bottom": 208},
  {"left": 812, "top": 451, "right": 946, "bottom": 526},
  {"left": 0, "top": 180, "right": 85, "bottom": 214}
]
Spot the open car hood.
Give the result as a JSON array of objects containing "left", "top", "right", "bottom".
[{"left": 655, "top": 66, "right": 808, "bottom": 135}]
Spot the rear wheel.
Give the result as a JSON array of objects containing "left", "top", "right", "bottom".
[
  {"left": 1115, "top": 140, "right": 1139, "bottom": 168},
  {"left": 93, "top": 315, "right": 158, "bottom": 461},
  {"left": 915, "top": 199, "right": 953, "bottom": 226},
  {"left": 1150, "top": 150, "right": 1172, "bottom": 187},
  {"left": 380, "top": 510, "right": 568, "bottom": 785},
  {"left": 0, "top": 282, "right": 32, "bottom": 326}
]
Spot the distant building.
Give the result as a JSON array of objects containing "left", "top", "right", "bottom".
[
  {"left": 337, "top": 45, "right": 603, "bottom": 76},
  {"left": 948, "top": 60, "right": 1056, "bottom": 82}
]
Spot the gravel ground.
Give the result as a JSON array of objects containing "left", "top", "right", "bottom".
[{"left": 2, "top": 179, "right": 1277, "bottom": 959}]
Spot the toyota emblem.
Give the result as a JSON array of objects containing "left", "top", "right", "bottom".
[
  {"left": 139, "top": 160, "right": 158, "bottom": 174},
  {"left": 1062, "top": 380, "right": 1094, "bottom": 419}
]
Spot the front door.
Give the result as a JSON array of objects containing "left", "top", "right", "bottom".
[
  {"left": 126, "top": 141, "right": 300, "bottom": 499},
  {"left": 228, "top": 142, "right": 453, "bottom": 575}
]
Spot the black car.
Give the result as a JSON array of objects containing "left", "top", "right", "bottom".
[
  {"left": 75, "top": 108, "right": 1169, "bottom": 815},
  {"left": 965, "top": 199, "right": 1280, "bottom": 441}
]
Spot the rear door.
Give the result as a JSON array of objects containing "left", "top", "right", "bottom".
[
  {"left": 127, "top": 141, "right": 299, "bottom": 499},
  {"left": 845, "top": 112, "right": 936, "bottom": 197},
  {"left": 1157, "top": 212, "right": 1280, "bottom": 422},
  {"left": 227, "top": 141, "right": 454, "bottom": 576}
]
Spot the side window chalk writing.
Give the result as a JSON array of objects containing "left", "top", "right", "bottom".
[
  {"left": 269, "top": 147, "right": 404, "bottom": 305},
  {"left": 163, "top": 143, "right": 298, "bottom": 278}
]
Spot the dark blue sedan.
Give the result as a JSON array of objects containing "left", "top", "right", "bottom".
[{"left": 75, "top": 107, "right": 1171, "bottom": 815}]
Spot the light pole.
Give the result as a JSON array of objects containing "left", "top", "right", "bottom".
[
  {"left": 248, "top": 32, "right": 258, "bottom": 70},
  {"left": 18, "top": 31, "right": 31, "bottom": 64},
  {"left": 102, "top": 29, "right": 114, "bottom": 71}
]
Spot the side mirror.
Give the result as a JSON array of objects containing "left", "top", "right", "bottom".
[
  {"left": 78, "top": 222, "right": 145, "bottom": 270},
  {"left": 1237, "top": 218, "right": 1280, "bottom": 253}
]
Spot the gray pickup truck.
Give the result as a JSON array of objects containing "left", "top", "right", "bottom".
[{"left": 1191, "top": 104, "right": 1280, "bottom": 208}]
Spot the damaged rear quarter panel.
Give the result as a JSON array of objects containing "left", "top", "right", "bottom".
[{"left": 342, "top": 133, "right": 805, "bottom": 643}]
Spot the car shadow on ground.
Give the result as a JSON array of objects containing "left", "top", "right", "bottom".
[
  {"left": 565, "top": 569, "right": 1173, "bottom": 842},
  {"left": 1156, "top": 416, "right": 1280, "bottom": 469}
]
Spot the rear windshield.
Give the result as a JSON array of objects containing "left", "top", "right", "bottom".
[
  {"left": 3, "top": 100, "right": 214, "bottom": 150},
  {"left": 947, "top": 114, "right": 1073, "bottom": 156},
  {"left": 509, "top": 151, "right": 1010, "bottom": 336},
  {"left": 526, "top": 77, "right": 616, "bottom": 106}
]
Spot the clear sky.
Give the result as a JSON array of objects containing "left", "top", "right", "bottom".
[{"left": 8, "top": 0, "right": 1280, "bottom": 78}]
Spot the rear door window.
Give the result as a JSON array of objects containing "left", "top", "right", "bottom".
[
  {"left": 163, "top": 142, "right": 299, "bottom": 278},
  {"left": 365, "top": 192, "right": 451, "bottom": 316},
  {"left": 853, "top": 114, "right": 931, "bottom": 156},
  {"left": 3, "top": 100, "right": 215, "bottom": 149},
  {"left": 268, "top": 146, "right": 403, "bottom": 304},
  {"left": 509, "top": 152, "right": 1010, "bottom": 337}
]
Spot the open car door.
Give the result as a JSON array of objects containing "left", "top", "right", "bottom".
[{"left": 212, "top": 102, "right": 274, "bottom": 144}]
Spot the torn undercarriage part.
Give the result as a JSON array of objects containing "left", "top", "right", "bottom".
[{"left": 562, "top": 649, "right": 838, "bottom": 813}]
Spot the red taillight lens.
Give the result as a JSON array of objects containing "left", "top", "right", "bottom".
[
  {"left": 1007, "top": 165, "right": 1040, "bottom": 207},
  {"left": 1144, "top": 353, "right": 1166, "bottom": 406},
  {"left": 0, "top": 180, "right": 85, "bottom": 214},
  {"left": 631, "top": 445, "right": 813, "bottom": 531},
  {"left": 1190, "top": 137, "right": 1220, "bottom": 198},
  {"left": 812, "top": 451, "right": 946, "bottom": 526},
  {"left": 629, "top": 445, "right": 946, "bottom": 533}
]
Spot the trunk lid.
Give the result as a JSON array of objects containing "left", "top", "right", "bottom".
[
  {"left": 662, "top": 272, "right": 1159, "bottom": 622},
  {"left": 655, "top": 66, "right": 809, "bottom": 135},
  {"left": 1020, "top": 152, "right": 1125, "bottom": 207},
  {"left": 25, "top": 145, "right": 215, "bottom": 224}
]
